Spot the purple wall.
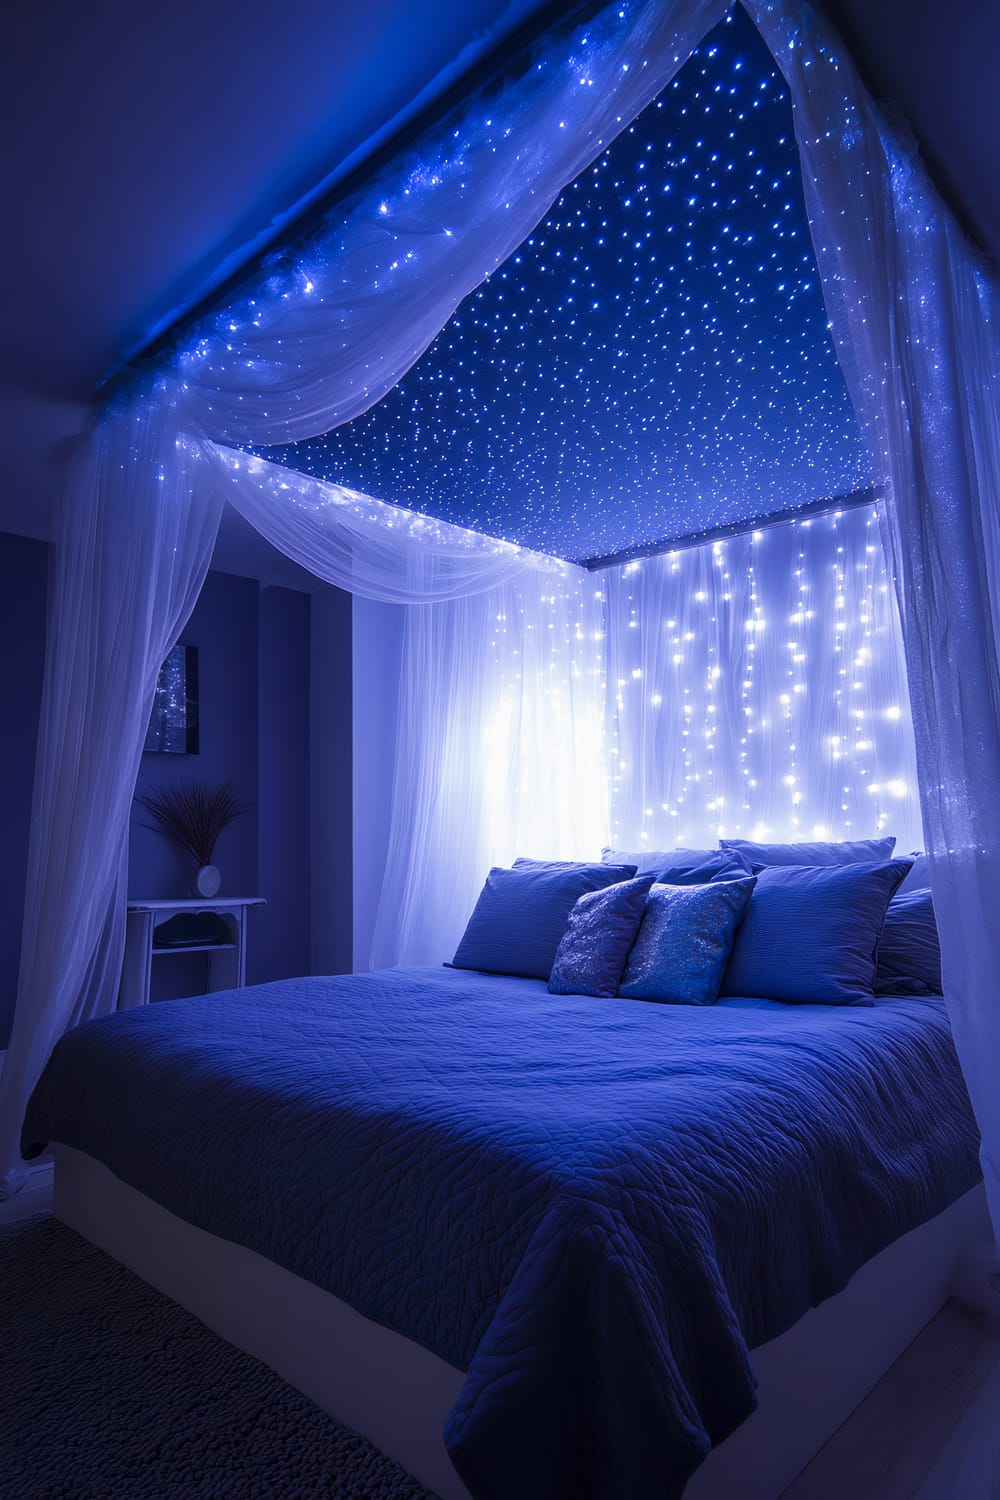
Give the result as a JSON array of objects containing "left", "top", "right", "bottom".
[
  {"left": 352, "top": 596, "right": 404, "bottom": 969},
  {"left": 310, "top": 586, "right": 354, "bottom": 976},
  {"left": 129, "top": 569, "right": 263, "bottom": 1002},
  {"left": 0, "top": 540, "right": 335, "bottom": 1033},
  {"left": 251, "top": 585, "right": 312, "bottom": 984},
  {"left": 0, "top": 534, "right": 48, "bottom": 1047},
  {"left": 128, "top": 570, "right": 260, "bottom": 903}
]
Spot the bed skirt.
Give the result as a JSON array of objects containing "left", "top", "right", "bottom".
[{"left": 53, "top": 1145, "right": 989, "bottom": 1500}]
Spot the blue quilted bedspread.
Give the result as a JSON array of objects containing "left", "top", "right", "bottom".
[{"left": 23, "top": 968, "right": 981, "bottom": 1500}]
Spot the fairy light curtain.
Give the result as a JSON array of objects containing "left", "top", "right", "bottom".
[{"left": 606, "top": 504, "right": 922, "bottom": 853}]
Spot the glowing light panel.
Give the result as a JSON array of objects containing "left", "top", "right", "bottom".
[{"left": 606, "top": 505, "right": 922, "bottom": 852}]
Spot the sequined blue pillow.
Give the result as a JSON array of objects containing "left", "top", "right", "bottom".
[
  {"left": 618, "top": 878, "right": 756, "bottom": 1005},
  {"left": 548, "top": 876, "right": 655, "bottom": 998}
]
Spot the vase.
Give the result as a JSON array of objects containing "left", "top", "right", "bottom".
[{"left": 194, "top": 864, "right": 221, "bottom": 897}]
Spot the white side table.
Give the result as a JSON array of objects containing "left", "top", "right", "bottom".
[{"left": 119, "top": 897, "right": 266, "bottom": 1009}]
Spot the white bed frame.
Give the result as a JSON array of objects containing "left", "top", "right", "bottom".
[{"left": 53, "top": 1145, "right": 988, "bottom": 1499}]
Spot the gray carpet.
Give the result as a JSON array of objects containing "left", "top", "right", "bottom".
[{"left": 0, "top": 1214, "right": 439, "bottom": 1499}]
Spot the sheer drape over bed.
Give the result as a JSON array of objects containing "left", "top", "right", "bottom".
[{"left": 2, "top": 0, "right": 998, "bottom": 1287}]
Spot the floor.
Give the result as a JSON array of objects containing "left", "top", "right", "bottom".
[
  {"left": 783, "top": 1297, "right": 1000, "bottom": 1499},
  {"left": 5, "top": 1167, "right": 999, "bottom": 1498}
]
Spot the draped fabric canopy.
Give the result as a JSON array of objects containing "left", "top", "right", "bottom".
[
  {"left": 209, "top": 444, "right": 569, "bottom": 603},
  {"left": 1, "top": 0, "right": 998, "bottom": 1307}
]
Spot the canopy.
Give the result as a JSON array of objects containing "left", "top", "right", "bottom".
[{"left": 1, "top": 0, "right": 998, "bottom": 1322}]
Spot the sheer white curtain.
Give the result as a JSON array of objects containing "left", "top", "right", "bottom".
[
  {"left": 0, "top": 400, "right": 224, "bottom": 1194},
  {"left": 206, "top": 445, "right": 546, "bottom": 602},
  {"left": 371, "top": 565, "right": 607, "bottom": 969},
  {"left": 746, "top": 0, "right": 1000, "bottom": 1264},
  {"left": 0, "top": 0, "right": 728, "bottom": 1192},
  {"left": 605, "top": 505, "right": 922, "bottom": 854}
]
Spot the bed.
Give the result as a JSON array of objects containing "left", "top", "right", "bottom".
[{"left": 23, "top": 966, "right": 984, "bottom": 1500}]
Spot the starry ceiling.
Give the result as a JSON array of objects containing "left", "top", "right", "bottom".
[{"left": 256, "top": 4, "right": 874, "bottom": 564}]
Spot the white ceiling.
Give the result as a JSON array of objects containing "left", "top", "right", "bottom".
[{"left": 1, "top": 0, "right": 996, "bottom": 576}]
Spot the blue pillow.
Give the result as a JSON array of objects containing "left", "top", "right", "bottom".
[
  {"left": 646, "top": 851, "right": 752, "bottom": 885},
  {"left": 548, "top": 876, "right": 655, "bottom": 998},
  {"left": 719, "top": 836, "right": 896, "bottom": 873},
  {"left": 602, "top": 846, "right": 725, "bottom": 876},
  {"left": 720, "top": 860, "right": 912, "bottom": 1005},
  {"left": 895, "top": 852, "right": 931, "bottom": 895},
  {"left": 453, "top": 860, "right": 637, "bottom": 980},
  {"left": 619, "top": 877, "right": 757, "bottom": 1006},
  {"left": 876, "top": 888, "right": 942, "bottom": 995}
]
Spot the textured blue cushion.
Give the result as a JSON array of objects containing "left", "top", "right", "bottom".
[
  {"left": 720, "top": 860, "right": 912, "bottom": 1005},
  {"left": 895, "top": 853, "right": 931, "bottom": 895},
  {"left": 453, "top": 860, "right": 637, "bottom": 980},
  {"left": 876, "top": 889, "right": 942, "bottom": 996},
  {"left": 719, "top": 836, "right": 896, "bottom": 873},
  {"left": 548, "top": 876, "right": 656, "bottom": 998},
  {"left": 647, "top": 851, "right": 752, "bottom": 885},
  {"left": 619, "top": 877, "right": 757, "bottom": 1005},
  {"left": 602, "top": 846, "right": 725, "bottom": 876}
]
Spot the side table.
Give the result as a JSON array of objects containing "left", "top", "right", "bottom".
[{"left": 119, "top": 897, "right": 266, "bottom": 1009}]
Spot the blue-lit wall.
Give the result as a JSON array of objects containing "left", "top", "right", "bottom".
[
  {"left": 128, "top": 571, "right": 260, "bottom": 907},
  {"left": 0, "top": 539, "right": 333, "bottom": 1040},
  {"left": 0, "top": 533, "right": 47, "bottom": 1048},
  {"left": 310, "top": 585, "right": 355, "bottom": 978},
  {"left": 352, "top": 596, "right": 405, "bottom": 968},
  {"left": 256, "top": 585, "right": 314, "bottom": 985},
  {"left": 127, "top": 570, "right": 334, "bottom": 1000}
]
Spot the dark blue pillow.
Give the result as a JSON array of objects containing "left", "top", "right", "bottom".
[
  {"left": 895, "top": 853, "right": 931, "bottom": 894},
  {"left": 548, "top": 876, "right": 655, "bottom": 998},
  {"left": 619, "top": 877, "right": 757, "bottom": 1005},
  {"left": 876, "top": 889, "right": 942, "bottom": 995},
  {"left": 646, "top": 850, "right": 751, "bottom": 885},
  {"left": 453, "top": 860, "right": 637, "bottom": 980},
  {"left": 720, "top": 859, "right": 912, "bottom": 1005},
  {"left": 719, "top": 836, "right": 896, "bottom": 873},
  {"left": 602, "top": 846, "right": 722, "bottom": 875}
]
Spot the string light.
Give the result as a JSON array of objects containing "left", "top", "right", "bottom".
[{"left": 608, "top": 506, "right": 921, "bottom": 851}]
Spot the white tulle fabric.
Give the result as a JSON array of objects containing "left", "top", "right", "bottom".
[
  {"left": 370, "top": 567, "right": 608, "bottom": 969},
  {"left": 749, "top": 0, "right": 1000, "bottom": 1260},
  {"left": 206, "top": 444, "right": 563, "bottom": 602},
  {"left": 606, "top": 504, "right": 922, "bottom": 855},
  {"left": 0, "top": 403, "right": 223, "bottom": 1193},
  {"left": 167, "top": 0, "right": 729, "bottom": 444}
]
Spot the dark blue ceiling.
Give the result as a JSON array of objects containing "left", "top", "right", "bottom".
[{"left": 256, "top": 5, "right": 873, "bottom": 563}]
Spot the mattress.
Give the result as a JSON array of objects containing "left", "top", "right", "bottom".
[{"left": 23, "top": 967, "right": 981, "bottom": 1500}]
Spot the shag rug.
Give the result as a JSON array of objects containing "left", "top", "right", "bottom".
[{"left": 0, "top": 1214, "right": 439, "bottom": 1499}]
